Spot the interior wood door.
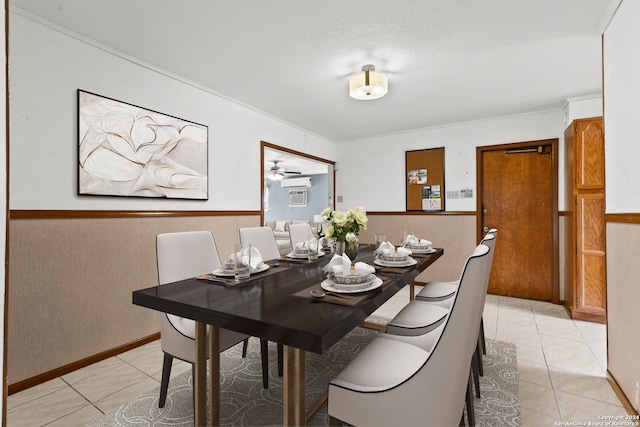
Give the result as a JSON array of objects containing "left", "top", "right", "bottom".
[{"left": 480, "top": 142, "right": 556, "bottom": 301}]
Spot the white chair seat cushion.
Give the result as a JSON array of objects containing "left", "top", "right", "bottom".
[
  {"left": 386, "top": 301, "right": 449, "bottom": 336},
  {"left": 329, "top": 336, "right": 429, "bottom": 393},
  {"left": 167, "top": 314, "right": 196, "bottom": 338},
  {"left": 377, "top": 326, "right": 444, "bottom": 353},
  {"left": 415, "top": 281, "right": 458, "bottom": 301}
]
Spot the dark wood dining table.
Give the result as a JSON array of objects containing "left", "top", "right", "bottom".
[{"left": 132, "top": 245, "right": 443, "bottom": 426}]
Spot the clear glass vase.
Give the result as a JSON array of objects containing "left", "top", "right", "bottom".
[{"left": 334, "top": 240, "right": 358, "bottom": 261}]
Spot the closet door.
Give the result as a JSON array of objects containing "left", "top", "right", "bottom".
[
  {"left": 575, "top": 193, "right": 606, "bottom": 317},
  {"left": 576, "top": 119, "right": 604, "bottom": 189}
]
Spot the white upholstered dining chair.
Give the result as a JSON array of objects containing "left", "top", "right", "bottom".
[
  {"left": 239, "top": 226, "right": 281, "bottom": 261},
  {"left": 328, "top": 244, "right": 492, "bottom": 426},
  {"left": 288, "top": 222, "right": 314, "bottom": 249},
  {"left": 156, "top": 231, "right": 271, "bottom": 408}
]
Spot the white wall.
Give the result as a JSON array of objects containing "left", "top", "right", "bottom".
[
  {"left": 9, "top": 11, "right": 335, "bottom": 211},
  {"left": 604, "top": 0, "right": 640, "bottom": 214},
  {"left": 603, "top": 0, "right": 640, "bottom": 411},
  {"left": 336, "top": 111, "right": 566, "bottom": 212}
]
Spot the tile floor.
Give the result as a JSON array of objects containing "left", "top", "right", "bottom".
[{"left": 6, "top": 292, "right": 631, "bottom": 426}]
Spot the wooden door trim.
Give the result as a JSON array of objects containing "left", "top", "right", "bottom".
[{"left": 476, "top": 139, "right": 560, "bottom": 304}]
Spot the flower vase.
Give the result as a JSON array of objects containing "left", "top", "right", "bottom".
[
  {"left": 345, "top": 242, "right": 358, "bottom": 261},
  {"left": 335, "top": 240, "right": 358, "bottom": 261}
]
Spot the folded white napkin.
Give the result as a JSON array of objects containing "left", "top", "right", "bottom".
[
  {"left": 404, "top": 234, "right": 432, "bottom": 247},
  {"left": 374, "top": 242, "right": 412, "bottom": 256},
  {"left": 322, "top": 254, "right": 375, "bottom": 276},
  {"left": 296, "top": 238, "right": 318, "bottom": 252},
  {"left": 228, "top": 247, "right": 263, "bottom": 271},
  {"left": 374, "top": 241, "right": 394, "bottom": 255}
]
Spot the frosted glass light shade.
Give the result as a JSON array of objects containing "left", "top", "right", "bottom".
[{"left": 349, "top": 65, "right": 388, "bottom": 100}]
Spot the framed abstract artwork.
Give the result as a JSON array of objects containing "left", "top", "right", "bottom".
[{"left": 78, "top": 90, "right": 208, "bottom": 200}]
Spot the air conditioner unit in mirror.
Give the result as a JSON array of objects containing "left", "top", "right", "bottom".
[
  {"left": 288, "top": 190, "right": 307, "bottom": 207},
  {"left": 281, "top": 177, "right": 311, "bottom": 188}
]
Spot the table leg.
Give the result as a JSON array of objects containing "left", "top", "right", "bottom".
[
  {"left": 283, "top": 345, "right": 306, "bottom": 426},
  {"left": 194, "top": 322, "right": 207, "bottom": 426},
  {"left": 410, "top": 279, "right": 415, "bottom": 300},
  {"left": 208, "top": 326, "right": 220, "bottom": 426}
]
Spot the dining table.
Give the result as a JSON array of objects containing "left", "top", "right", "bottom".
[{"left": 132, "top": 244, "right": 443, "bottom": 426}]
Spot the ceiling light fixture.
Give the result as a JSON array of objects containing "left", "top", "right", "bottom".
[{"left": 349, "top": 64, "right": 388, "bottom": 100}]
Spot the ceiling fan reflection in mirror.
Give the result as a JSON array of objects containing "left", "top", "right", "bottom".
[{"left": 266, "top": 161, "right": 301, "bottom": 181}]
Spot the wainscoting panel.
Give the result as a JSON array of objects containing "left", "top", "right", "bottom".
[
  {"left": 360, "top": 214, "right": 478, "bottom": 283},
  {"left": 8, "top": 214, "right": 260, "bottom": 385},
  {"left": 606, "top": 221, "right": 640, "bottom": 412}
]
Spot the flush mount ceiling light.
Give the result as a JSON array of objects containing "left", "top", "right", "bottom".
[{"left": 349, "top": 64, "right": 388, "bottom": 100}]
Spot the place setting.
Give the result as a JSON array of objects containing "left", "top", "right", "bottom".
[
  {"left": 402, "top": 234, "right": 436, "bottom": 256},
  {"left": 198, "top": 244, "right": 284, "bottom": 285},
  {"left": 372, "top": 240, "right": 418, "bottom": 272},
  {"left": 281, "top": 236, "right": 326, "bottom": 263},
  {"left": 292, "top": 253, "right": 385, "bottom": 306}
]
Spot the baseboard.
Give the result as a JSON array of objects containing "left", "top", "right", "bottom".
[
  {"left": 8, "top": 332, "right": 160, "bottom": 395},
  {"left": 607, "top": 370, "right": 639, "bottom": 415}
]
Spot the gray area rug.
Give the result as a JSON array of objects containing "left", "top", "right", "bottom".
[{"left": 88, "top": 328, "right": 519, "bottom": 426}]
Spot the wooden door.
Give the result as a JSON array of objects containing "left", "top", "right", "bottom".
[{"left": 480, "top": 141, "right": 556, "bottom": 301}]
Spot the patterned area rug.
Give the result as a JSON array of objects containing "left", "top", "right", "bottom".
[{"left": 88, "top": 328, "right": 519, "bottom": 426}]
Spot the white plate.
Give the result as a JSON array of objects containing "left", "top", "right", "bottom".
[
  {"left": 212, "top": 263, "right": 269, "bottom": 277},
  {"left": 287, "top": 250, "right": 326, "bottom": 259},
  {"left": 374, "top": 258, "right": 417, "bottom": 267},
  {"left": 408, "top": 247, "right": 436, "bottom": 254},
  {"left": 321, "top": 277, "right": 383, "bottom": 294}
]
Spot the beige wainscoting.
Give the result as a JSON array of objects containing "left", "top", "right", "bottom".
[
  {"left": 360, "top": 213, "right": 478, "bottom": 283},
  {"left": 8, "top": 213, "right": 260, "bottom": 387},
  {"left": 606, "top": 220, "right": 640, "bottom": 412}
]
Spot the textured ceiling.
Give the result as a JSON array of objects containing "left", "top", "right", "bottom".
[{"left": 11, "top": 0, "right": 616, "bottom": 142}]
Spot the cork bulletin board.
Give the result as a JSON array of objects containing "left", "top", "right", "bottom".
[{"left": 406, "top": 147, "right": 445, "bottom": 211}]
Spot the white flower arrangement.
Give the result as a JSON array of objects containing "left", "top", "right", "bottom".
[{"left": 319, "top": 206, "right": 368, "bottom": 249}]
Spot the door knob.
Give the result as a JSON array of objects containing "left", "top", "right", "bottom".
[{"left": 483, "top": 208, "right": 489, "bottom": 214}]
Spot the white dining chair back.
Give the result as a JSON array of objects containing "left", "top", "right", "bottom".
[
  {"left": 239, "top": 226, "right": 281, "bottom": 261},
  {"left": 328, "top": 244, "right": 492, "bottom": 426},
  {"left": 288, "top": 222, "right": 314, "bottom": 249},
  {"left": 156, "top": 231, "right": 250, "bottom": 407}
]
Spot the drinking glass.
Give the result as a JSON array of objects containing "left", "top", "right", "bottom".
[
  {"left": 234, "top": 243, "right": 251, "bottom": 282},
  {"left": 400, "top": 229, "right": 409, "bottom": 245},
  {"left": 308, "top": 235, "right": 319, "bottom": 261},
  {"left": 375, "top": 234, "right": 387, "bottom": 248}
]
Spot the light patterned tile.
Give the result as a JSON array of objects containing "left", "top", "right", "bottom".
[
  {"left": 548, "top": 367, "right": 622, "bottom": 406},
  {"left": 518, "top": 359, "right": 552, "bottom": 388},
  {"left": 497, "top": 321, "right": 542, "bottom": 348},
  {"left": 521, "top": 407, "right": 560, "bottom": 427},
  {"left": 518, "top": 381, "right": 560, "bottom": 418},
  {"left": 72, "top": 363, "right": 149, "bottom": 403},
  {"left": 535, "top": 317, "right": 585, "bottom": 342},
  {"left": 94, "top": 377, "right": 160, "bottom": 414},
  {"left": 62, "top": 356, "right": 130, "bottom": 385},
  {"left": 6, "top": 386, "right": 88, "bottom": 427},
  {"left": 124, "top": 349, "right": 165, "bottom": 377},
  {"left": 47, "top": 404, "right": 104, "bottom": 427},
  {"left": 555, "top": 390, "right": 627, "bottom": 423},
  {"left": 540, "top": 335, "right": 605, "bottom": 377},
  {"left": 515, "top": 341, "right": 546, "bottom": 365},
  {"left": 6, "top": 377, "right": 67, "bottom": 410}
]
